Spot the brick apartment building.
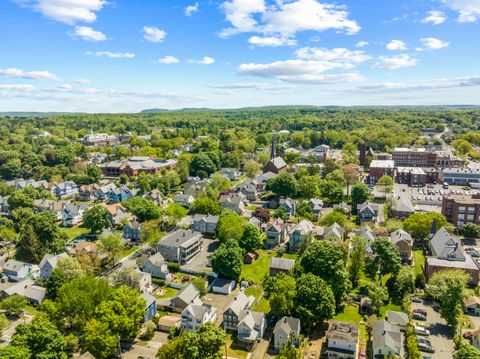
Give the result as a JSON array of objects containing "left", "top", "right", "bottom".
[
  {"left": 368, "top": 160, "right": 395, "bottom": 184},
  {"left": 396, "top": 167, "right": 427, "bottom": 186},
  {"left": 392, "top": 147, "right": 464, "bottom": 168},
  {"left": 442, "top": 194, "right": 480, "bottom": 227}
]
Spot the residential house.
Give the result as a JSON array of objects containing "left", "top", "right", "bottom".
[
  {"left": 78, "top": 184, "right": 100, "bottom": 201},
  {"left": 157, "top": 229, "right": 203, "bottom": 264},
  {"left": 219, "top": 193, "right": 245, "bottom": 214},
  {"left": 273, "top": 317, "right": 301, "bottom": 351},
  {"left": 107, "top": 186, "right": 137, "bottom": 204},
  {"left": 219, "top": 168, "right": 241, "bottom": 181},
  {"left": 101, "top": 203, "right": 131, "bottom": 227},
  {"left": 95, "top": 183, "right": 118, "bottom": 200},
  {"left": 238, "top": 180, "right": 258, "bottom": 201},
  {"left": 371, "top": 319, "right": 403, "bottom": 358},
  {"left": 324, "top": 222, "right": 345, "bottom": 241},
  {"left": 212, "top": 278, "right": 236, "bottom": 295},
  {"left": 158, "top": 315, "right": 181, "bottom": 333},
  {"left": 308, "top": 198, "right": 323, "bottom": 220},
  {"left": 223, "top": 291, "right": 255, "bottom": 331},
  {"left": 141, "top": 292, "right": 157, "bottom": 322},
  {"left": 355, "top": 225, "right": 375, "bottom": 253},
  {"left": 192, "top": 214, "right": 219, "bottom": 235},
  {"left": 3, "top": 260, "right": 33, "bottom": 281},
  {"left": 61, "top": 203, "right": 88, "bottom": 227},
  {"left": 173, "top": 194, "right": 195, "bottom": 208},
  {"left": 326, "top": 321, "right": 359, "bottom": 359},
  {"left": 391, "top": 195, "right": 415, "bottom": 219},
  {"left": 2, "top": 279, "right": 46, "bottom": 305},
  {"left": 265, "top": 218, "right": 288, "bottom": 248},
  {"left": 357, "top": 202, "right": 383, "bottom": 224},
  {"left": 386, "top": 310, "right": 409, "bottom": 330},
  {"left": 301, "top": 144, "right": 330, "bottom": 162},
  {"left": 279, "top": 198, "right": 296, "bottom": 217},
  {"left": 39, "top": 252, "right": 69, "bottom": 280},
  {"left": 465, "top": 296, "right": 480, "bottom": 316},
  {"left": 123, "top": 220, "right": 142, "bottom": 241},
  {"left": 255, "top": 172, "right": 277, "bottom": 191},
  {"left": 115, "top": 267, "right": 152, "bottom": 293},
  {"left": 425, "top": 227, "right": 480, "bottom": 285},
  {"left": 181, "top": 302, "right": 217, "bottom": 332},
  {"left": 288, "top": 220, "right": 315, "bottom": 253},
  {"left": 146, "top": 189, "right": 168, "bottom": 206},
  {"left": 142, "top": 253, "right": 169, "bottom": 279},
  {"left": 51, "top": 181, "right": 78, "bottom": 198},
  {"left": 390, "top": 229, "right": 413, "bottom": 264},
  {"left": 170, "top": 284, "right": 202, "bottom": 312},
  {"left": 237, "top": 310, "right": 266, "bottom": 349},
  {"left": 6, "top": 178, "right": 48, "bottom": 190},
  {"left": 270, "top": 257, "right": 295, "bottom": 276}
]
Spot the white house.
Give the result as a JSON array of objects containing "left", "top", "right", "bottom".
[
  {"left": 326, "top": 321, "right": 359, "bottom": 359},
  {"left": 39, "top": 252, "right": 69, "bottom": 280},
  {"left": 211, "top": 278, "right": 236, "bottom": 295},
  {"left": 273, "top": 317, "right": 301, "bottom": 351},
  {"left": 181, "top": 302, "right": 217, "bottom": 332}
]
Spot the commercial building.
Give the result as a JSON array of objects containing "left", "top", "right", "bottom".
[
  {"left": 368, "top": 160, "right": 395, "bottom": 184},
  {"left": 442, "top": 168, "right": 480, "bottom": 185},
  {"left": 442, "top": 194, "right": 480, "bottom": 227},
  {"left": 395, "top": 167, "right": 427, "bottom": 186},
  {"left": 98, "top": 156, "right": 177, "bottom": 177}
]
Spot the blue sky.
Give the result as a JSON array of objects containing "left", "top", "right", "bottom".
[{"left": 1, "top": 0, "right": 480, "bottom": 112}]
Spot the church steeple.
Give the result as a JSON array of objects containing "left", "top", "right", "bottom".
[{"left": 271, "top": 135, "right": 276, "bottom": 159}]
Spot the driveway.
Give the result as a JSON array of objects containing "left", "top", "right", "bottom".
[
  {"left": 0, "top": 313, "right": 34, "bottom": 345},
  {"left": 203, "top": 290, "right": 238, "bottom": 326},
  {"left": 122, "top": 332, "right": 168, "bottom": 359},
  {"left": 411, "top": 301, "right": 455, "bottom": 359},
  {"left": 182, "top": 238, "right": 219, "bottom": 272}
]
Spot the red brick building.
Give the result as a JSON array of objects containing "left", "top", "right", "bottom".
[{"left": 442, "top": 194, "right": 480, "bottom": 227}]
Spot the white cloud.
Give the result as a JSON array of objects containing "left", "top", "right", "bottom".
[
  {"left": 189, "top": 56, "right": 215, "bottom": 65},
  {"left": 16, "top": 0, "right": 106, "bottom": 24},
  {"left": 237, "top": 59, "right": 362, "bottom": 83},
  {"left": 0, "top": 84, "right": 36, "bottom": 91},
  {"left": 356, "top": 41, "right": 368, "bottom": 48},
  {"left": 185, "top": 3, "right": 199, "bottom": 16},
  {"left": 86, "top": 51, "right": 135, "bottom": 59},
  {"left": 421, "top": 10, "right": 447, "bottom": 25},
  {"left": 156, "top": 56, "right": 180, "bottom": 64},
  {"left": 356, "top": 76, "right": 480, "bottom": 92},
  {"left": 220, "top": 0, "right": 360, "bottom": 39},
  {"left": 71, "top": 26, "right": 106, "bottom": 41},
  {"left": 420, "top": 37, "right": 450, "bottom": 49},
  {"left": 75, "top": 78, "right": 91, "bottom": 84},
  {"left": 143, "top": 26, "right": 167, "bottom": 43},
  {"left": 386, "top": 39, "right": 407, "bottom": 51},
  {"left": 442, "top": 0, "right": 480, "bottom": 22},
  {"left": 295, "top": 47, "right": 371, "bottom": 63},
  {"left": 248, "top": 35, "right": 296, "bottom": 47},
  {"left": 0, "top": 67, "right": 60, "bottom": 81},
  {"left": 373, "top": 54, "right": 417, "bottom": 69},
  {"left": 208, "top": 82, "right": 296, "bottom": 90}
]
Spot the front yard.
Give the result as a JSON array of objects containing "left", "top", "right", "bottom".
[
  {"left": 241, "top": 249, "right": 274, "bottom": 284},
  {"left": 413, "top": 249, "right": 425, "bottom": 276}
]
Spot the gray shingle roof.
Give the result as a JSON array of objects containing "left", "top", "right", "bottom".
[
  {"left": 274, "top": 316, "right": 300, "bottom": 336},
  {"left": 270, "top": 257, "right": 295, "bottom": 271},
  {"left": 430, "top": 227, "right": 465, "bottom": 260}
]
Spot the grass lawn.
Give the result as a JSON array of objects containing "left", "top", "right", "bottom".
[
  {"left": 121, "top": 245, "right": 140, "bottom": 259},
  {"left": 24, "top": 305, "right": 40, "bottom": 316},
  {"left": 378, "top": 301, "right": 403, "bottom": 318},
  {"left": 413, "top": 249, "right": 425, "bottom": 276},
  {"left": 333, "top": 304, "right": 367, "bottom": 347},
  {"left": 154, "top": 286, "right": 179, "bottom": 299},
  {"left": 245, "top": 285, "right": 271, "bottom": 314},
  {"left": 59, "top": 225, "right": 90, "bottom": 242},
  {"left": 241, "top": 249, "right": 274, "bottom": 284},
  {"left": 225, "top": 333, "right": 249, "bottom": 358},
  {"left": 282, "top": 253, "right": 299, "bottom": 260}
]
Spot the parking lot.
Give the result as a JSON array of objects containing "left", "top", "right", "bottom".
[
  {"left": 411, "top": 301, "right": 455, "bottom": 359},
  {"left": 182, "top": 238, "right": 219, "bottom": 272}
]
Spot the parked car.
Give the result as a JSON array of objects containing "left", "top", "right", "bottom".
[
  {"left": 413, "top": 308, "right": 428, "bottom": 316},
  {"left": 417, "top": 338, "right": 432, "bottom": 346},
  {"left": 415, "top": 325, "right": 430, "bottom": 336},
  {"left": 412, "top": 296, "right": 422, "bottom": 303},
  {"left": 418, "top": 343, "right": 435, "bottom": 353},
  {"left": 413, "top": 312, "right": 427, "bottom": 321}
]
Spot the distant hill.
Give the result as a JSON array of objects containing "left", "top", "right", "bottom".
[
  {"left": 139, "top": 109, "right": 170, "bottom": 113},
  {"left": 0, "top": 112, "right": 84, "bottom": 117}
]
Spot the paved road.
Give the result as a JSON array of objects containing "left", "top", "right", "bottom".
[
  {"left": 0, "top": 313, "right": 33, "bottom": 345},
  {"left": 412, "top": 301, "right": 455, "bottom": 359}
]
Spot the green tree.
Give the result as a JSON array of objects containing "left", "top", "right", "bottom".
[
  {"left": 298, "top": 241, "right": 351, "bottom": 303},
  {"left": 0, "top": 345, "right": 31, "bottom": 359},
  {"left": 266, "top": 173, "right": 298, "bottom": 198},
  {"left": 367, "top": 282, "right": 389, "bottom": 311},
  {"left": 27, "top": 210, "right": 67, "bottom": 254},
  {"left": 264, "top": 273, "right": 296, "bottom": 317},
  {"left": 394, "top": 266, "right": 415, "bottom": 299},
  {"left": 348, "top": 236, "right": 366, "bottom": 287},
  {"left": 82, "top": 319, "right": 117, "bottom": 359},
  {"left": 239, "top": 224, "right": 263, "bottom": 252},
  {"left": 45, "top": 256, "right": 85, "bottom": 299},
  {"left": 297, "top": 176, "right": 320, "bottom": 200},
  {"left": 371, "top": 237, "right": 402, "bottom": 278},
  {"left": 215, "top": 209, "right": 245, "bottom": 242},
  {"left": 192, "top": 276, "right": 207, "bottom": 296},
  {"left": 190, "top": 197, "right": 221, "bottom": 215},
  {"left": 376, "top": 175, "right": 393, "bottom": 197},
  {"left": 462, "top": 223, "right": 480, "bottom": 239},
  {"left": 99, "top": 232, "right": 125, "bottom": 267},
  {"left": 453, "top": 343, "right": 480, "bottom": 359},
  {"left": 122, "top": 197, "right": 161, "bottom": 221},
  {"left": 10, "top": 317, "right": 68, "bottom": 359},
  {"left": 318, "top": 180, "right": 343, "bottom": 203},
  {"left": 0, "top": 295, "right": 27, "bottom": 316},
  {"left": 7, "top": 191, "right": 34, "bottom": 210},
  {"left": 157, "top": 322, "right": 226, "bottom": 359},
  {"left": 190, "top": 154, "right": 217, "bottom": 176},
  {"left": 83, "top": 205, "right": 109, "bottom": 234},
  {"left": 243, "top": 160, "right": 261, "bottom": 178},
  {"left": 86, "top": 164, "right": 102, "bottom": 183},
  {"left": 325, "top": 169, "right": 346, "bottom": 187},
  {"left": 403, "top": 212, "right": 447, "bottom": 239},
  {"left": 295, "top": 273, "right": 335, "bottom": 328},
  {"left": 351, "top": 182, "right": 371, "bottom": 205},
  {"left": 318, "top": 209, "right": 347, "bottom": 227},
  {"left": 165, "top": 203, "right": 188, "bottom": 220},
  {"left": 426, "top": 269, "right": 469, "bottom": 328},
  {"left": 211, "top": 240, "right": 243, "bottom": 281}
]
